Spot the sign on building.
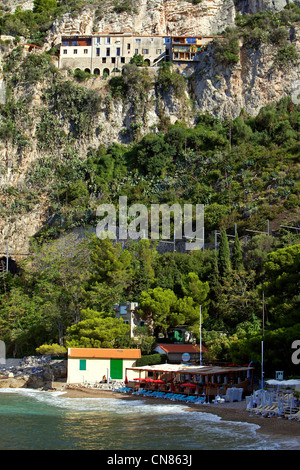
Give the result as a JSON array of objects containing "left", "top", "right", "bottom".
[
  {"left": 182, "top": 353, "right": 190, "bottom": 362},
  {"left": 276, "top": 371, "right": 284, "bottom": 381}
]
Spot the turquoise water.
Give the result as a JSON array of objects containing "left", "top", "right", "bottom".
[{"left": 0, "top": 388, "right": 298, "bottom": 450}]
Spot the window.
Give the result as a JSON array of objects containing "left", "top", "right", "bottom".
[
  {"left": 111, "top": 57, "right": 116, "bottom": 63},
  {"left": 79, "top": 359, "right": 86, "bottom": 371},
  {"left": 63, "top": 49, "right": 67, "bottom": 54},
  {"left": 102, "top": 58, "right": 106, "bottom": 63},
  {"left": 156, "top": 49, "right": 161, "bottom": 54},
  {"left": 105, "top": 37, "right": 111, "bottom": 44},
  {"left": 96, "top": 48, "right": 100, "bottom": 56},
  {"left": 127, "top": 43, "right": 130, "bottom": 50},
  {"left": 73, "top": 49, "right": 77, "bottom": 54},
  {"left": 106, "top": 48, "right": 110, "bottom": 56},
  {"left": 142, "top": 49, "right": 148, "bottom": 54},
  {"left": 164, "top": 37, "right": 171, "bottom": 44},
  {"left": 94, "top": 37, "right": 101, "bottom": 44},
  {"left": 84, "top": 49, "right": 88, "bottom": 54},
  {"left": 121, "top": 57, "right": 125, "bottom": 63},
  {"left": 116, "top": 47, "right": 120, "bottom": 56},
  {"left": 135, "top": 49, "right": 139, "bottom": 54},
  {"left": 135, "top": 38, "right": 141, "bottom": 43}
]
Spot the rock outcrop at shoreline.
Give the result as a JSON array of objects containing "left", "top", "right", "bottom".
[{"left": 0, "top": 356, "right": 67, "bottom": 390}]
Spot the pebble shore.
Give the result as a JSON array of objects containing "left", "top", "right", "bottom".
[{"left": 57, "top": 385, "right": 300, "bottom": 442}]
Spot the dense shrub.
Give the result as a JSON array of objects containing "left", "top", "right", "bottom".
[
  {"left": 212, "top": 30, "right": 240, "bottom": 66},
  {"left": 135, "top": 353, "right": 164, "bottom": 366},
  {"left": 213, "top": 5, "right": 300, "bottom": 66},
  {"left": 44, "top": 80, "right": 101, "bottom": 137},
  {"left": 0, "top": 0, "right": 86, "bottom": 45},
  {"left": 156, "top": 62, "right": 186, "bottom": 97},
  {"left": 36, "top": 343, "right": 67, "bottom": 356}
]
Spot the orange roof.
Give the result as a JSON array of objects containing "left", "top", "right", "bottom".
[
  {"left": 156, "top": 343, "right": 207, "bottom": 353},
  {"left": 68, "top": 348, "right": 141, "bottom": 359}
]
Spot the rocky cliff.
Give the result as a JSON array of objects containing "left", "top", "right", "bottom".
[
  {"left": 46, "top": 0, "right": 294, "bottom": 47},
  {"left": 0, "top": 0, "right": 299, "bottom": 256},
  {"left": 191, "top": 28, "right": 300, "bottom": 119}
]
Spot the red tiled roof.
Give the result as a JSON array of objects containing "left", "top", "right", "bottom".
[
  {"left": 68, "top": 348, "right": 141, "bottom": 359},
  {"left": 155, "top": 343, "right": 207, "bottom": 353}
]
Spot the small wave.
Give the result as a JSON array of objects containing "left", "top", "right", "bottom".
[{"left": 0, "top": 388, "right": 295, "bottom": 450}]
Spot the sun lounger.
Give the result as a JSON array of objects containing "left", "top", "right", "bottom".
[
  {"left": 284, "top": 409, "right": 300, "bottom": 420},
  {"left": 295, "top": 411, "right": 300, "bottom": 421},
  {"left": 170, "top": 394, "right": 179, "bottom": 400},
  {"left": 163, "top": 393, "right": 174, "bottom": 399},
  {"left": 194, "top": 396, "right": 206, "bottom": 404},
  {"left": 177, "top": 395, "right": 188, "bottom": 401},
  {"left": 269, "top": 406, "right": 285, "bottom": 418},
  {"left": 254, "top": 404, "right": 268, "bottom": 415},
  {"left": 151, "top": 391, "right": 165, "bottom": 398},
  {"left": 184, "top": 396, "right": 195, "bottom": 402},
  {"left": 184, "top": 396, "right": 199, "bottom": 403},
  {"left": 260, "top": 405, "right": 278, "bottom": 417},
  {"left": 141, "top": 390, "right": 153, "bottom": 396},
  {"left": 169, "top": 394, "right": 178, "bottom": 400},
  {"left": 173, "top": 394, "right": 185, "bottom": 401},
  {"left": 132, "top": 389, "right": 145, "bottom": 395},
  {"left": 115, "top": 387, "right": 128, "bottom": 393}
]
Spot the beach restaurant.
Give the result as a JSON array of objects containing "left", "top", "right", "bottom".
[{"left": 125, "top": 363, "right": 254, "bottom": 398}]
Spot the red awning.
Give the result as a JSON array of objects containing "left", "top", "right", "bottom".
[{"left": 181, "top": 383, "right": 197, "bottom": 388}]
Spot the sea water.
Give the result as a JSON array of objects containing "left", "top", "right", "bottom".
[{"left": 0, "top": 388, "right": 298, "bottom": 450}]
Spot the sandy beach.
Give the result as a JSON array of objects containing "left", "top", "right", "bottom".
[{"left": 55, "top": 385, "right": 300, "bottom": 443}]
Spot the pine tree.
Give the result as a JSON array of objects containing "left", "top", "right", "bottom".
[
  {"left": 232, "top": 233, "right": 243, "bottom": 271},
  {"left": 218, "top": 229, "right": 231, "bottom": 278},
  {"left": 206, "top": 251, "right": 223, "bottom": 329}
]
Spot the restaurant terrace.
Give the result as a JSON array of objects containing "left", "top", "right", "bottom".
[{"left": 125, "top": 363, "right": 254, "bottom": 399}]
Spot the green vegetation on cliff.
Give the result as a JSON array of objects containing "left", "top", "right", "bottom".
[
  {"left": 0, "top": 3, "right": 299, "bottom": 380},
  {"left": 213, "top": 3, "right": 300, "bottom": 66}
]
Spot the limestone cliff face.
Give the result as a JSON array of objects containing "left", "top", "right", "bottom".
[
  {"left": 46, "top": 0, "right": 236, "bottom": 47},
  {"left": 0, "top": 64, "right": 194, "bottom": 255},
  {"left": 236, "top": 0, "right": 291, "bottom": 14},
  {"left": 0, "top": 0, "right": 299, "bottom": 256},
  {"left": 191, "top": 26, "right": 300, "bottom": 119},
  {"left": 46, "top": 0, "right": 295, "bottom": 47}
]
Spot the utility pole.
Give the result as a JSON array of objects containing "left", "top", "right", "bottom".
[
  {"left": 261, "top": 291, "right": 265, "bottom": 389},
  {"left": 199, "top": 305, "right": 202, "bottom": 366}
]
